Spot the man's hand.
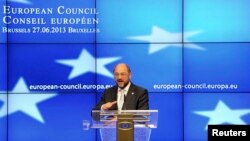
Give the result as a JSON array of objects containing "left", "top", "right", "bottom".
[
  {"left": 104, "top": 116, "right": 117, "bottom": 126},
  {"left": 102, "top": 101, "right": 117, "bottom": 110}
]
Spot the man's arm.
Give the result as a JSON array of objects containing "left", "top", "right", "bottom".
[
  {"left": 92, "top": 95, "right": 105, "bottom": 110},
  {"left": 91, "top": 91, "right": 107, "bottom": 121},
  {"left": 91, "top": 90, "right": 117, "bottom": 121},
  {"left": 92, "top": 89, "right": 117, "bottom": 110}
]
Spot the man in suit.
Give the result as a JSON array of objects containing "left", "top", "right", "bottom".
[{"left": 92, "top": 63, "right": 149, "bottom": 112}]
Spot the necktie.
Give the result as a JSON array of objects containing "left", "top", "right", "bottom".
[{"left": 118, "top": 89, "right": 125, "bottom": 111}]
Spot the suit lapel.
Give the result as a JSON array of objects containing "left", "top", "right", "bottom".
[
  {"left": 111, "top": 86, "right": 118, "bottom": 100},
  {"left": 125, "top": 83, "right": 136, "bottom": 106}
]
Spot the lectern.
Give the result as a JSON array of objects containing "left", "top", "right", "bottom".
[{"left": 91, "top": 110, "right": 158, "bottom": 141}]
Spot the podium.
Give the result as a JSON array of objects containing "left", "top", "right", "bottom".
[{"left": 91, "top": 110, "right": 158, "bottom": 141}]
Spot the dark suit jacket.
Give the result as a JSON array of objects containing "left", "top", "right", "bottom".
[{"left": 92, "top": 83, "right": 149, "bottom": 111}]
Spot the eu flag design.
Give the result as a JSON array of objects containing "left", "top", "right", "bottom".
[
  {"left": 0, "top": 0, "right": 7, "bottom": 43},
  {"left": 96, "top": 0, "right": 182, "bottom": 43},
  {"left": 128, "top": 26, "right": 204, "bottom": 54},
  {"left": 184, "top": 93, "right": 250, "bottom": 141},
  {"left": 1, "top": 0, "right": 250, "bottom": 141},
  {"left": 184, "top": 43, "right": 250, "bottom": 92},
  {"left": 3, "top": 78, "right": 96, "bottom": 141},
  {"left": 184, "top": 0, "right": 250, "bottom": 42},
  {"left": 8, "top": 44, "right": 97, "bottom": 93},
  {"left": 0, "top": 44, "right": 6, "bottom": 92},
  {"left": 0, "top": 94, "right": 7, "bottom": 141}
]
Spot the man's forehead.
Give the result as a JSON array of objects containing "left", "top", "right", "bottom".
[
  {"left": 115, "top": 65, "right": 126, "bottom": 70},
  {"left": 113, "top": 64, "right": 131, "bottom": 73},
  {"left": 114, "top": 69, "right": 128, "bottom": 73}
]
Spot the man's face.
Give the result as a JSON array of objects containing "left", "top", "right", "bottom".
[{"left": 114, "top": 64, "right": 131, "bottom": 88}]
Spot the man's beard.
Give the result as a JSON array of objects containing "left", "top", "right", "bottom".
[{"left": 116, "top": 81, "right": 129, "bottom": 89}]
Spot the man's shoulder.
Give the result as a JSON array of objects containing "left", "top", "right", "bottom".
[
  {"left": 104, "top": 85, "right": 117, "bottom": 92},
  {"left": 131, "top": 83, "right": 147, "bottom": 92}
]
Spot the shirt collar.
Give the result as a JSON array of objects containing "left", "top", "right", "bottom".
[{"left": 118, "top": 81, "right": 131, "bottom": 93}]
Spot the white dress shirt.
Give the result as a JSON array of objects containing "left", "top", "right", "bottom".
[{"left": 117, "top": 82, "right": 131, "bottom": 111}]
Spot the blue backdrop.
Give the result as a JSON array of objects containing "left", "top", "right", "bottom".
[{"left": 1, "top": 0, "right": 250, "bottom": 141}]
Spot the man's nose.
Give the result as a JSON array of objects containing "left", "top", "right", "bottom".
[{"left": 117, "top": 75, "right": 122, "bottom": 79}]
